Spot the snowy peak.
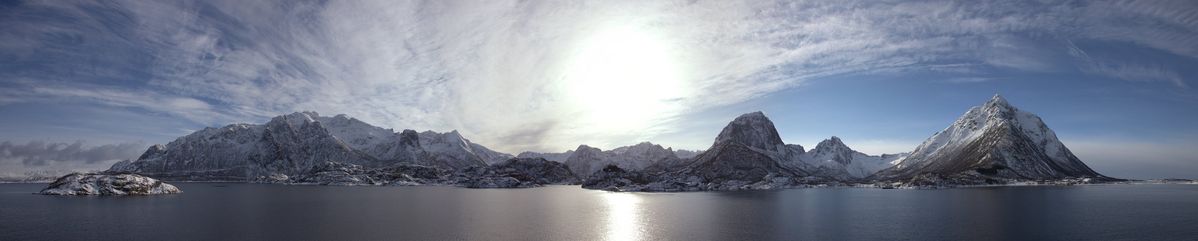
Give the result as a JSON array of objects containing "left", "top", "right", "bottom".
[
  {"left": 876, "top": 95, "right": 1108, "bottom": 182},
  {"left": 987, "top": 93, "right": 1009, "bottom": 107},
  {"left": 713, "top": 111, "right": 786, "bottom": 152},
  {"left": 793, "top": 136, "right": 905, "bottom": 179},
  {"left": 808, "top": 136, "right": 855, "bottom": 165}
]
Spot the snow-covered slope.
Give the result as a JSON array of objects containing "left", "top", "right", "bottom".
[
  {"left": 872, "top": 95, "right": 1109, "bottom": 182},
  {"left": 110, "top": 111, "right": 512, "bottom": 181},
  {"left": 794, "top": 137, "right": 907, "bottom": 178}
]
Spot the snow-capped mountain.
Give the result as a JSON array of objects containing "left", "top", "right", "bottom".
[
  {"left": 872, "top": 95, "right": 1110, "bottom": 183},
  {"left": 110, "top": 111, "right": 512, "bottom": 181},
  {"left": 563, "top": 142, "right": 680, "bottom": 177},
  {"left": 793, "top": 136, "right": 908, "bottom": 178}
]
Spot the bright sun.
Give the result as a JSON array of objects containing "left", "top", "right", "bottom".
[{"left": 563, "top": 24, "right": 687, "bottom": 135}]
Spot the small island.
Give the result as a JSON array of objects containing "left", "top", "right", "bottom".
[{"left": 39, "top": 173, "right": 181, "bottom": 195}]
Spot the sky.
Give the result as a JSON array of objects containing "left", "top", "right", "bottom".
[{"left": 1, "top": 0, "right": 1196, "bottom": 179}]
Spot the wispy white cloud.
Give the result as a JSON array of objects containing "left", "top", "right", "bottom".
[
  {"left": 1083, "top": 61, "right": 1188, "bottom": 88},
  {"left": 1, "top": 0, "right": 1195, "bottom": 153}
]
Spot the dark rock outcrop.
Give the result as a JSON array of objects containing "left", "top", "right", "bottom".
[{"left": 456, "top": 158, "right": 580, "bottom": 188}]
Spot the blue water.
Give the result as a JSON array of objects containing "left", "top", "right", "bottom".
[{"left": 1, "top": 183, "right": 1195, "bottom": 241}]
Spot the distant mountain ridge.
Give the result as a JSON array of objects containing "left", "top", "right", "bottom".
[{"left": 110, "top": 111, "right": 512, "bottom": 181}]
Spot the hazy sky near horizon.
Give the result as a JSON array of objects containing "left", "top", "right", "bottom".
[{"left": 1, "top": 0, "right": 1197, "bottom": 179}]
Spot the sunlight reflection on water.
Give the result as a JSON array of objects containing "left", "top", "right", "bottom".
[{"left": 602, "top": 192, "right": 643, "bottom": 241}]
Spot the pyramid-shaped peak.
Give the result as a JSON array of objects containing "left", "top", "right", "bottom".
[
  {"left": 812, "top": 136, "right": 856, "bottom": 154},
  {"left": 714, "top": 111, "right": 785, "bottom": 152},
  {"left": 817, "top": 136, "right": 846, "bottom": 147},
  {"left": 873, "top": 93, "right": 1111, "bottom": 182},
  {"left": 986, "top": 94, "right": 1010, "bottom": 107}
]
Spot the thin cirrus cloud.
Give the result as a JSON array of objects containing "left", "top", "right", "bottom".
[{"left": 0, "top": 0, "right": 1195, "bottom": 153}]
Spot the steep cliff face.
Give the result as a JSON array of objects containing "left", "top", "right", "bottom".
[
  {"left": 712, "top": 111, "right": 787, "bottom": 153},
  {"left": 872, "top": 95, "right": 1111, "bottom": 184}
]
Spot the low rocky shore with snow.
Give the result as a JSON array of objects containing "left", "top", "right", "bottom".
[{"left": 39, "top": 173, "right": 182, "bottom": 195}]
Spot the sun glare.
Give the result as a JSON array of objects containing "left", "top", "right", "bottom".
[
  {"left": 563, "top": 24, "right": 688, "bottom": 135},
  {"left": 602, "top": 192, "right": 644, "bottom": 241}
]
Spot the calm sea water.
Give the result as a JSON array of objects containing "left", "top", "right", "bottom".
[{"left": 1, "top": 183, "right": 1195, "bottom": 241}]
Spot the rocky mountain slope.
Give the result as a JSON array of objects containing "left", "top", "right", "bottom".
[{"left": 871, "top": 95, "right": 1113, "bottom": 185}]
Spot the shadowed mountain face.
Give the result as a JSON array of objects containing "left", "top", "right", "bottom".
[
  {"left": 682, "top": 112, "right": 807, "bottom": 179},
  {"left": 713, "top": 111, "right": 787, "bottom": 153},
  {"left": 873, "top": 95, "right": 1109, "bottom": 182},
  {"left": 684, "top": 141, "right": 804, "bottom": 181}
]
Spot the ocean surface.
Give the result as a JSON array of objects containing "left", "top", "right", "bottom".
[{"left": 1, "top": 183, "right": 1196, "bottom": 241}]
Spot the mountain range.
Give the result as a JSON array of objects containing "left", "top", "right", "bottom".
[
  {"left": 104, "top": 95, "right": 1113, "bottom": 190},
  {"left": 109, "top": 112, "right": 512, "bottom": 181}
]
